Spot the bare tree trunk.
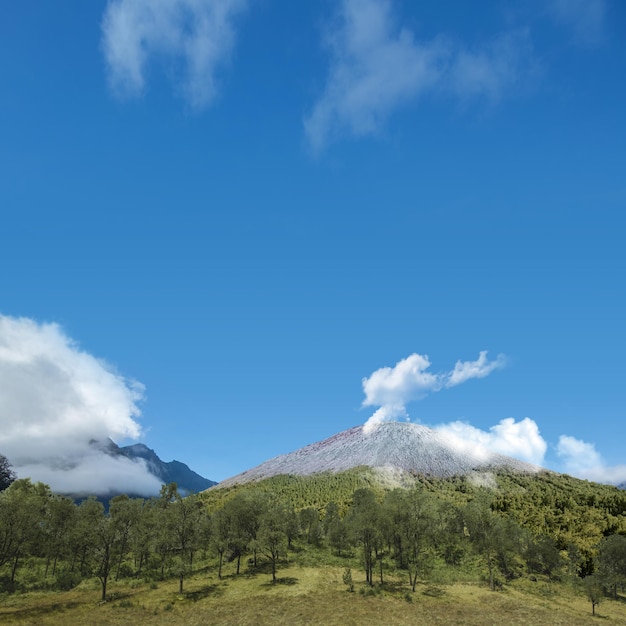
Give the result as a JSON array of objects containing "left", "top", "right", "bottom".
[{"left": 11, "top": 552, "right": 20, "bottom": 583}]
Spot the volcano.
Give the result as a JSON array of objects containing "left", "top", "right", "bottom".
[{"left": 216, "top": 421, "right": 540, "bottom": 488}]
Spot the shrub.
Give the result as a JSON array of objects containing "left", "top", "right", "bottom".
[{"left": 342, "top": 568, "right": 354, "bottom": 592}]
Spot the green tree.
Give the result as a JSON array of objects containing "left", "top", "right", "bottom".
[
  {"left": 129, "top": 499, "right": 157, "bottom": 575},
  {"left": 159, "top": 484, "right": 206, "bottom": 593},
  {"left": 324, "top": 501, "right": 350, "bottom": 556},
  {"left": 227, "top": 491, "right": 265, "bottom": 573},
  {"left": 210, "top": 507, "right": 231, "bottom": 579},
  {"left": 524, "top": 534, "right": 562, "bottom": 579},
  {"left": 257, "top": 498, "right": 289, "bottom": 583},
  {"left": 597, "top": 534, "right": 626, "bottom": 599},
  {"left": 70, "top": 498, "right": 102, "bottom": 576},
  {"left": 109, "top": 495, "right": 142, "bottom": 580},
  {"left": 43, "top": 494, "right": 76, "bottom": 579},
  {"left": 323, "top": 501, "right": 340, "bottom": 536},
  {"left": 0, "top": 454, "right": 16, "bottom": 491},
  {"left": 464, "top": 494, "right": 521, "bottom": 590},
  {"left": 583, "top": 574, "right": 603, "bottom": 616},
  {"left": 346, "top": 489, "right": 381, "bottom": 586},
  {"left": 89, "top": 501, "right": 120, "bottom": 601},
  {"left": 69, "top": 497, "right": 129, "bottom": 600},
  {"left": 386, "top": 488, "right": 438, "bottom": 591},
  {"left": 300, "top": 507, "right": 322, "bottom": 545},
  {"left": 0, "top": 479, "right": 50, "bottom": 585}
]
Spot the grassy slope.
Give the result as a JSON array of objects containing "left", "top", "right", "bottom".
[{"left": 2, "top": 564, "right": 626, "bottom": 625}]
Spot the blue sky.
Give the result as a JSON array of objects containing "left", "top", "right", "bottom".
[{"left": 1, "top": 0, "right": 625, "bottom": 492}]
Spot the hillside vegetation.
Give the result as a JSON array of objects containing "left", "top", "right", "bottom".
[{"left": 2, "top": 468, "right": 626, "bottom": 623}]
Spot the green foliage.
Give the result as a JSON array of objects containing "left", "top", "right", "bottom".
[
  {"left": 596, "top": 533, "right": 626, "bottom": 598},
  {"left": 3, "top": 466, "right": 626, "bottom": 609},
  {"left": 582, "top": 574, "right": 604, "bottom": 615},
  {"left": 491, "top": 471, "right": 626, "bottom": 560},
  {"left": 200, "top": 467, "right": 386, "bottom": 515},
  {"left": 0, "top": 454, "right": 16, "bottom": 492},
  {"left": 256, "top": 497, "right": 290, "bottom": 583},
  {"left": 342, "top": 567, "right": 354, "bottom": 592}
]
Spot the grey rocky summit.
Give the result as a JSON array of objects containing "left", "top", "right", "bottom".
[{"left": 217, "top": 421, "right": 539, "bottom": 488}]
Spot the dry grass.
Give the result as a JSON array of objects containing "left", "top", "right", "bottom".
[{"left": 2, "top": 566, "right": 625, "bottom": 625}]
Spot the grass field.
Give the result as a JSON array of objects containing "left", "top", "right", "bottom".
[{"left": 2, "top": 563, "right": 625, "bottom": 625}]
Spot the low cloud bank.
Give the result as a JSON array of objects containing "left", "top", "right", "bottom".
[
  {"left": 435, "top": 417, "right": 547, "bottom": 466},
  {"left": 557, "top": 435, "right": 626, "bottom": 485},
  {"left": 0, "top": 314, "right": 162, "bottom": 496}
]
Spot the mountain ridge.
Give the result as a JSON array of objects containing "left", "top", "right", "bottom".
[
  {"left": 119, "top": 442, "right": 216, "bottom": 493},
  {"left": 91, "top": 438, "right": 216, "bottom": 495}
]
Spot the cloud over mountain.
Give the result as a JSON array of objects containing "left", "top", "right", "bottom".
[
  {"left": 0, "top": 314, "right": 161, "bottom": 495},
  {"left": 435, "top": 417, "right": 547, "bottom": 466},
  {"left": 361, "top": 350, "right": 506, "bottom": 432}
]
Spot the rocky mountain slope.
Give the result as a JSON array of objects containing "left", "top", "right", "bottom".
[
  {"left": 216, "top": 421, "right": 540, "bottom": 489},
  {"left": 119, "top": 443, "right": 216, "bottom": 493}
]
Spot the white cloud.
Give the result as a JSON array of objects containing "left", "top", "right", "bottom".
[
  {"left": 304, "top": 0, "right": 448, "bottom": 153},
  {"left": 305, "top": 0, "right": 534, "bottom": 152},
  {"left": 557, "top": 435, "right": 626, "bottom": 485},
  {"left": 0, "top": 315, "right": 162, "bottom": 496},
  {"left": 547, "top": 0, "right": 606, "bottom": 45},
  {"left": 362, "top": 351, "right": 505, "bottom": 432},
  {"left": 447, "top": 350, "right": 507, "bottom": 388},
  {"left": 363, "top": 353, "right": 441, "bottom": 408},
  {"left": 101, "top": 0, "right": 247, "bottom": 109},
  {"left": 17, "top": 453, "right": 162, "bottom": 497},
  {"left": 436, "top": 417, "right": 547, "bottom": 466}
]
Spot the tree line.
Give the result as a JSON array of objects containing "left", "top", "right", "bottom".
[{"left": 2, "top": 470, "right": 626, "bottom": 611}]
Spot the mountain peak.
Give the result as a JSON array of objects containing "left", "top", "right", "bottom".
[{"left": 216, "top": 421, "right": 540, "bottom": 489}]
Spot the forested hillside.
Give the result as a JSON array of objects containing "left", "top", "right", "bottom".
[{"left": 2, "top": 467, "right": 626, "bottom": 622}]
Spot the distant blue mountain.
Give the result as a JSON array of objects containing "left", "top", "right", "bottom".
[
  {"left": 117, "top": 442, "right": 217, "bottom": 494},
  {"left": 88, "top": 438, "right": 216, "bottom": 495}
]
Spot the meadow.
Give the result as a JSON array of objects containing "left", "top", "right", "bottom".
[{"left": 2, "top": 561, "right": 626, "bottom": 625}]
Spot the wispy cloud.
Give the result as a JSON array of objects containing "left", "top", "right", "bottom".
[
  {"left": 304, "top": 0, "right": 534, "bottom": 152},
  {"left": 557, "top": 434, "right": 626, "bottom": 485},
  {"left": 304, "top": 0, "right": 448, "bottom": 153},
  {"left": 362, "top": 351, "right": 506, "bottom": 432},
  {"left": 101, "top": 0, "right": 247, "bottom": 109},
  {"left": 436, "top": 417, "right": 547, "bottom": 466},
  {"left": 447, "top": 351, "right": 508, "bottom": 387},
  {"left": 446, "top": 30, "right": 533, "bottom": 102},
  {"left": 0, "top": 315, "right": 162, "bottom": 496},
  {"left": 546, "top": 0, "right": 607, "bottom": 45}
]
